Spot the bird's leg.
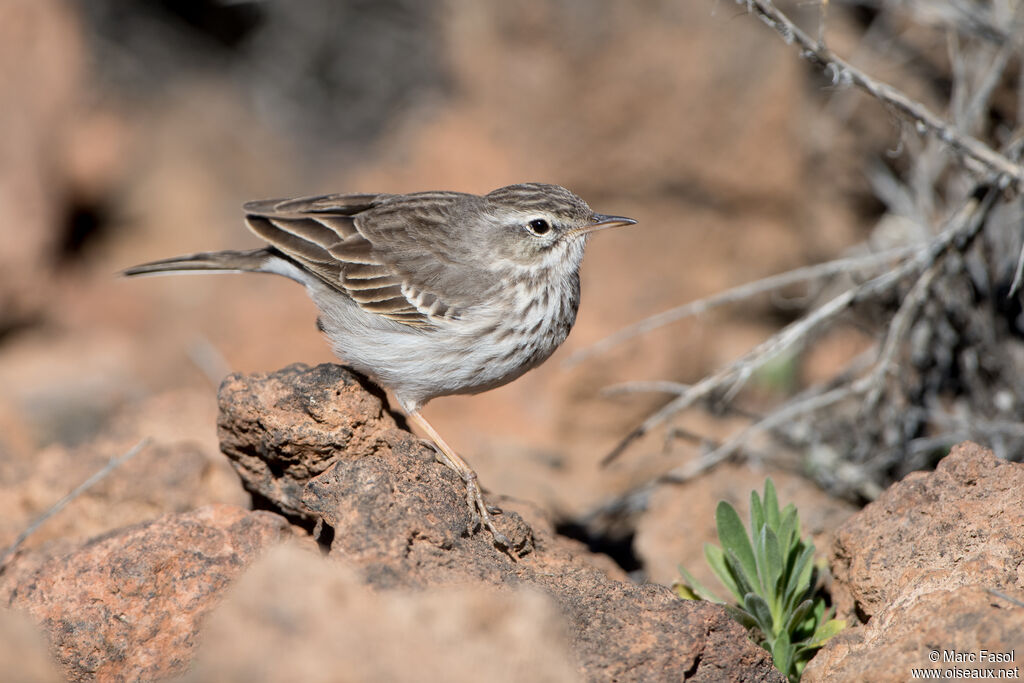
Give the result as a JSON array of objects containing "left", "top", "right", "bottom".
[{"left": 405, "top": 409, "right": 511, "bottom": 548}]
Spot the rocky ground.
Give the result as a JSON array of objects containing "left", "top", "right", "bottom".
[
  {"left": 2, "top": 365, "right": 1020, "bottom": 681},
  {"left": 2, "top": 1, "right": 1022, "bottom": 681}
]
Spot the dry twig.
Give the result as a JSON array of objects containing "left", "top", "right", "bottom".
[
  {"left": 733, "top": 0, "right": 1024, "bottom": 191},
  {"left": 578, "top": 1, "right": 1024, "bottom": 538},
  {"left": 603, "top": 182, "right": 996, "bottom": 466},
  {"left": 566, "top": 246, "right": 918, "bottom": 368}
]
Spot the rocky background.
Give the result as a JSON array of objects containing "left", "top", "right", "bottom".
[{"left": 1, "top": 0, "right": 1022, "bottom": 681}]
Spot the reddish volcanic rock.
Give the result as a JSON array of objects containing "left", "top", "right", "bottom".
[
  {"left": 4, "top": 505, "right": 289, "bottom": 681},
  {"left": 215, "top": 363, "right": 783, "bottom": 682},
  {"left": 804, "top": 442, "right": 1024, "bottom": 682},
  {"left": 1, "top": 364, "right": 784, "bottom": 681}
]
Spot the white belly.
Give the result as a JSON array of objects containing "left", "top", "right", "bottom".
[{"left": 313, "top": 278, "right": 579, "bottom": 410}]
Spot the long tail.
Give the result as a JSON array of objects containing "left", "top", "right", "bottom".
[{"left": 122, "top": 248, "right": 274, "bottom": 277}]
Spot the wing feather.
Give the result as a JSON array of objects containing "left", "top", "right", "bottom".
[
  {"left": 243, "top": 191, "right": 494, "bottom": 327},
  {"left": 246, "top": 216, "right": 335, "bottom": 264}
]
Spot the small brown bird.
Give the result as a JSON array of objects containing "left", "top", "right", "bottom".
[{"left": 125, "top": 183, "right": 636, "bottom": 546}]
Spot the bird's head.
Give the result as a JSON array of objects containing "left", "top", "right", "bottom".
[{"left": 481, "top": 183, "right": 636, "bottom": 271}]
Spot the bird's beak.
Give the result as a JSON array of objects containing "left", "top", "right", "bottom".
[{"left": 572, "top": 213, "right": 638, "bottom": 237}]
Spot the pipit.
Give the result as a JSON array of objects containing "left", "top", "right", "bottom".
[{"left": 125, "top": 183, "right": 636, "bottom": 547}]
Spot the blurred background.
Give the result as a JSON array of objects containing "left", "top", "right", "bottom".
[{"left": 5, "top": 0, "right": 1000, "bottom": 578}]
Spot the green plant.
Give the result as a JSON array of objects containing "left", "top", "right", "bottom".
[{"left": 674, "top": 479, "right": 844, "bottom": 681}]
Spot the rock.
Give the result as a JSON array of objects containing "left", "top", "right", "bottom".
[
  {"left": 829, "top": 442, "right": 1024, "bottom": 621},
  {"left": 217, "top": 363, "right": 406, "bottom": 524},
  {"left": 529, "top": 568, "right": 777, "bottom": 682},
  {"left": 4, "top": 505, "right": 290, "bottom": 681},
  {"left": 0, "top": 436, "right": 245, "bottom": 559},
  {"left": 219, "top": 362, "right": 536, "bottom": 553},
  {"left": 300, "top": 428, "right": 536, "bottom": 570},
  {"left": 1, "top": 364, "right": 782, "bottom": 681},
  {"left": 803, "top": 442, "right": 1024, "bottom": 682},
  {"left": 185, "top": 544, "right": 582, "bottom": 683},
  {"left": 217, "top": 363, "right": 783, "bottom": 682},
  {"left": 806, "top": 587, "right": 1024, "bottom": 682}
]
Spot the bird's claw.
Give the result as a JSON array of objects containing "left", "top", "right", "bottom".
[{"left": 463, "top": 474, "right": 512, "bottom": 548}]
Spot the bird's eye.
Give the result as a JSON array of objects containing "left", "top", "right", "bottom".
[{"left": 528, "top": 218, "right": 551, "bottom": 236}]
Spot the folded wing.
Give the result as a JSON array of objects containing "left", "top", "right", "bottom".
[{"left": 244, "top": 193, "right": 487, "bottom": 327}]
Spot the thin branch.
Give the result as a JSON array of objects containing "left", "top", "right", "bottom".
[
  {"left": 690, "top": 259, "right": 941, "bottom": 470},
  {"left": 600, "top": 380, "right": 691, "bottom": 397},
  {"left": 594, "top": 354, "right": 876, "bottom": 513},
  {"left": 601, "top": 276, "right": 880, "bottom": 466},
  {"left": 875, "top": 0, "right": 1012, "bottom": 45},
  {"left": 863, "top": 259, "right": 942, "bottom": 410},
  {"left": 601, "top": 255, "right": 919, "bottom": 465},
  {"left": 1010, "top": 238, "right": 1024, "bottom": 297},
  {"left": 661, "top": 384, "right": 857, "bottom": 483},
  {"left": 907, "top": 432, "right": 967, "bottom": 455},
  {"left": 602, "top": 187, "right": 996, "bottom": 465},
  {"left": 733, "top": 0, "right": 1024, "bottom": 192},
  {"left": 671, "top": 341, "right": 881, "bottom": 469},
  {"left": 565, "top": 246, "right": 917, "bottom": 368},
  {"left": 960, "top": 9, "right": 1021, "bottom": 134},
  {"left": 930, "top": 414, "right": 1024, "bottom": 439},
  {"left": 665, "top": 425, "right": 721, "bottom": 448},
  {"left": 0, "top": 438, "right": 151, "bottom": 570},
  {"left": 818, "top": 0, "right": 829, "bottom": 46}
]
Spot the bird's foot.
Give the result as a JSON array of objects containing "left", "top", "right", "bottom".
[
  {"left": 460, "top": 468, "right": 512, "bottom": 549},
  {"left": 408, "top": 412, "right": 516, "bottom": 551},
  {"left": 421, "top": 439, "right": 512, "bottom": 548}
]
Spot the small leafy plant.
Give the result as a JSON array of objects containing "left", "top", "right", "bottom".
[{"left": 674, "top": 479, "right": 844, "bottom": 681}]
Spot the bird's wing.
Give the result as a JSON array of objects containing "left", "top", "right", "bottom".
[{"left": 244, "top": 192, "right": 491, "bottom": 327}]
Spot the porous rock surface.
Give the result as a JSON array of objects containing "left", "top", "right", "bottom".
[
  {"left": 3, "top": 505, "right": 289, "bottom": 681},
  {"left": 217, "top": 363, "right": 782, "bottom": 682},
  {"left": 803, "top": 442, "right": 1024, "bottom": 682},
  {"left": 2, "top": 363, "right": 782, "bottom": 682},
  {"left": 183, "top": 543, "right": 583, "bottom": 683}
]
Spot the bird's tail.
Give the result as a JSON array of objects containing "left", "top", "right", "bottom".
[{"left": 122, "top": 248, "right": 274, "bottom": 277}]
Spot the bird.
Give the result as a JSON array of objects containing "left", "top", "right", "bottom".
[{"left": 124, "top": 183, "right": 637, "bottom": 547}]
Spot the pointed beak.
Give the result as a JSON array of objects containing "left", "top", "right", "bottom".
[{"left": 572, "top": 213, "right": 638, "bottom": 237}]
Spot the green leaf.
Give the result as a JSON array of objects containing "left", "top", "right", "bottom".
[
  {"left": 774, "top": 564, "right": 789, "bottom": 606},
  {"left": 743, "top": 592, "right": 775, "bottom": 636},
  {"left": 783, "top": 598, "right": 814, "bottom": 635},
  {"left": 792, "top": 545, "right": 817, "bottom": 608},
  {"left": 716, "top": 501, "right": 759, "bottom": 592},
  {"left": 782, "top": 545, "right": 815, "bottom": 613},
  {"left": 763, "top": 478, "right": 780, "bottom": 531},
  {"left": 704, "top": 543, "right": 742, "bottom": 602},
  {"left": 812, "top": 596, "right": 827, "bottom": 623},
  {"left": 724, "top": 547, "right": 758, "bottom": 599},
  {"left": 753, "top": 526, "right": 782, "bottom": 610},
  {"left": 762, "top": 526, "right": 783, "bottom": 592},
  {"left": 803, "top": 618, "right": 846, "bottom": 649},
  {"left": 750, "top": 490, "right": 765, "bottom": 536},
  {"left": 771, "top": 630, "right": 793, "bottom": 679},
  {"left": 694, "top": 479, "right": 846, "bottom": 681},
  {"left": 724, "top": 604, "right": 759, "bottom": 631},
  {"left": 778, "top": 504, "right": 798, "bottom": 556},
  {"left": 677, "top": 565, "right": 723, "bottom": 603},
  {"left": 753, "top": 526, "right": 769, "bottom": 597}
]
